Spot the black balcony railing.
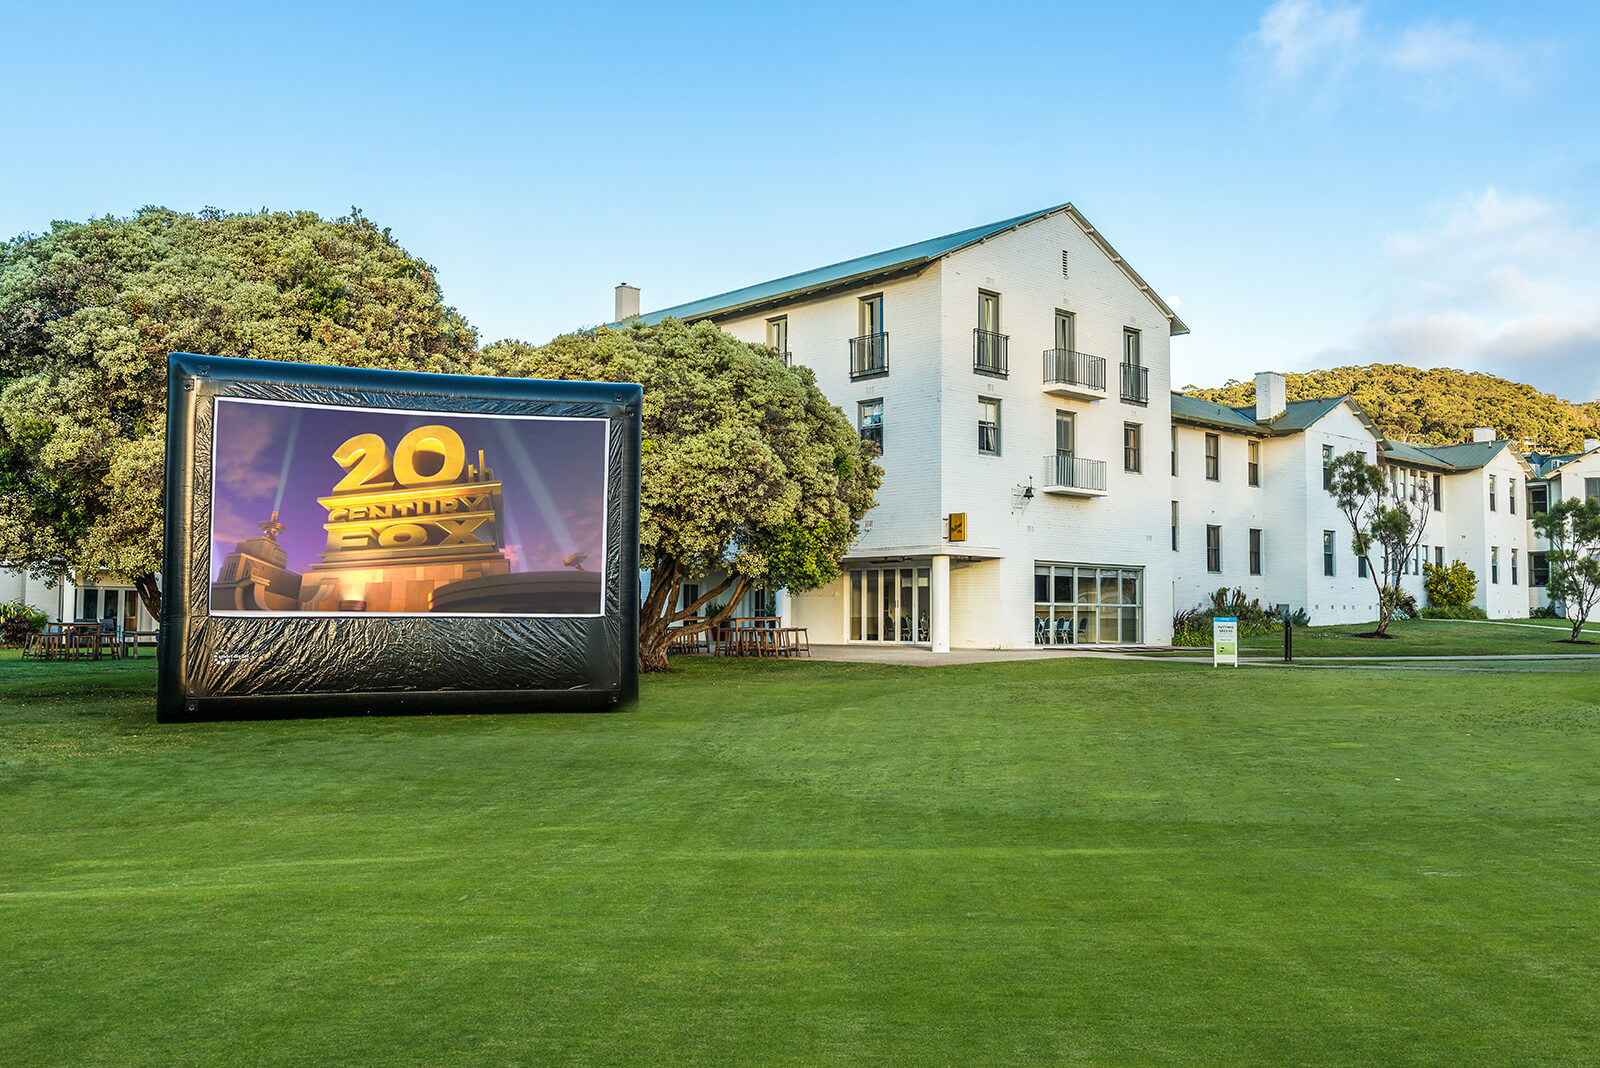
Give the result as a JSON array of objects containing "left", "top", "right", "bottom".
[
  {"left": 850, "top": 332, "right": 889, "bottom": 378},
  {"left": 773, "top": 350, "right": 792, "bottom": 367},
  {"left": 1043, "top": 452, "right": 1108, "bottom": 491},
  {"left": 1042, "top": 349, "right": 1107, "bottom": 392},
  {"left": 973, "top": 329, "right": 1008, "bottom": 376},
  {"left": 1119, "top": 362, "right": 1149, "bottom": 404}
]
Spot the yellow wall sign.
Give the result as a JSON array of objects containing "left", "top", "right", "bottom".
[{"left": 948, "top": 513, "right": 966, "bottom": 542}]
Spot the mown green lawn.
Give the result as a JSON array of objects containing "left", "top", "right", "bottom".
[
  {"left": 1153, "top": 618, "right": 1600, "bottom": 658},
  {"left": 4, "top": 652, "right": 1600, "bottom": 1065}
]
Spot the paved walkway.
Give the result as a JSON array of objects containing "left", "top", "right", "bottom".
[{"left": 802, "top": 645, "right": 1600, "bottom": 671}]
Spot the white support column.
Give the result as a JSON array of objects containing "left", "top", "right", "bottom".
[
  {"left": 931, "top": 555, "right": 951, "bottom": 653},
  {"left": 778, "top": 589, "right": 793, "bottom": 628}
]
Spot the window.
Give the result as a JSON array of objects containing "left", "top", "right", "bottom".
[
  {"left": 978, "top": 397, "right": 1000, "bottom": 455},
  {"left": 1171, "top": 501, "right": 1179, "bottom": 551},
  {"left": 858, "top": 399, "right": 883, "bottom": 451},
  {"left": 975, "top": 291, "right": 1005, "bottom": 375},
  {"left": 1530, "top": 482, "right": 1548, "bottom": 514},
  {"left": 1250, "top": 529, "right": 1263, "bottom": 575},
  {"left": 1509, "top": 478, "right": 1517, "bottom": 514},
  {"left": 1034, "top": 563, "right": 1143, "bottom": 645},
  {"left": 1434, "top": 546, "right": 1444, "bottom": 568},
  {"left": 1323, "top": 530, "right": 1335, "bottom": 576},
  {"left": 1206, "top": 525, "right": 1222, "bottom": 572},
  {"left": 1205, "top": 434, "right": 1220, "bottom": 480},
  {"left": 1124, "top": 422, "right": 1142, "bottom": 472},
  {"left": 1587, "top": 478, "right": 1600, "bottom": 504},
  {"left": 1532, "top": 551, "right": 1549, "bottom": 587},
  {"left": 681, "top": 582, "right": 701, "bottom": 617},
  {"left": 851, "top": 565, "right": 933, "bottom": 643},
  {"left": 765, "top": 316, "right": 788, "bottom": 360},
  {"left": 1512, "top": 548, "right": 1519, "bottom": 585},
  {"left": 1491, "top": 546, "right": 1500, "bottom": 584},
  {"left": 1322, "top": 444, "right": 1335, "bottom": 489},
  {"left": 851, "top": 295, "right": 887, "bottom": 377},
  {"left": 1358, "top": 556, "right": 1369, "bottom": 579},
  {"left": 1119, "top": 330, "right": 1147, "bottom": 403},
  {"left": 1055, "top": 310, "right": 1075, "bottom": 352},
  {"left": 1433, "top": 473, "right": 1443, "bottom": 511},
  {"left": 1248, "top": 440, "right": 1260, "bottom": 486},
  {"left": 1489, "top": 474, "right": 1497, "bottom": 511},
  {"left": 1170, "top": 426, "right": 1178, "bottom": 476}
]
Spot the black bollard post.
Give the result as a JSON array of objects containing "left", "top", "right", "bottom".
[{"left": 1283, "top": 610, "right": 1293, "bottom": 663}]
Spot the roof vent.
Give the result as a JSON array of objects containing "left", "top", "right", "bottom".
[
  {"left": 1061, "top": 250, "right": 1069, "bottom": 278},
  {"left": 1471, "top": 427, "right": 1496, "bottom": 444}
]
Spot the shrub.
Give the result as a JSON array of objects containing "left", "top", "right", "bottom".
[
  {"left": 1423, "top": 559, "right": 1477, "bottom": 608},
  {"left": 0, "top": 599, "right": 48, "bottom": 646},
  {"left": 1420, "top": 605, "right": 1488, "bottom": 620},
  {"left": 1172, "top": 590, "right": 1297, "bottom": 645},
  {"left": 1530, "top": 605, "right": 1560, "bottom": 619}
]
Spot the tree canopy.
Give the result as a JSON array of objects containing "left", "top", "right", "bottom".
[
  {"left": 1183, "top": 364, "right": 1600, "bottom": 452},
  {"left": 481, "top": 319, "right": 881, "bottom": 672},
  {"left": 0, "top": 207, "right": 480, "bottom": 617},
  {"left": 1326, "top": 451, "right": 1434, "bottom": 636}
]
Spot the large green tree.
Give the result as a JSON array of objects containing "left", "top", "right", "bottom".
[
  {"left": 481, "top": 319, "right": 881, "bottom": 672},
  {"left": 1532, "top": 496, "right": 1600, "bottom": 641},
  {"left": 1327, "top": 451, "right": 1434, "bottom": 636},
  {"left": 0, "top": 207, "right": 480, "bottom": 620}
]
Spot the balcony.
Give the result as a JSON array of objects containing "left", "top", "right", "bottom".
[
  {"left": 1119, "top": 362, "right": 1149, "bottom": 405},
  {"left": 973, "top": 329, "right": 1008, "bottom": 376},
  {"left": 1042, "top": 349, "right": 1107, "bottom": 401},
  {"left": 772, "top": 350, "right": 792, "bottom": 367},
  {"left": 1041, "top": 452, "right": 1108, "bottom": 497},
  {"left": 850, "top": 332, "right": 889, "bottom": 378}
]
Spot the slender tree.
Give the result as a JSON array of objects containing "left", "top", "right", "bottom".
[
  {"left": 482, "top": 319, "right": 882, "bottom": 672},
  {"left": 0, "top": 207, "right": 480, "bottom": 620},
  {"left": 1326, "top": 451, "right": 1433, "bottom": 636},
  {"left": 1532, "top": 496, "right": 1600, "bottom": 641}
]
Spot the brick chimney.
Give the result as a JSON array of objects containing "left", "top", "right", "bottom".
[
  {"left": 1255, "top": 371, "right": 1287, "bottom": 424},
  {"left": 614, "top": 283, "right": 640, "bottom": 322},
  {"left": 1471, "top": 427, "right": 1496, "bottom": 443}
]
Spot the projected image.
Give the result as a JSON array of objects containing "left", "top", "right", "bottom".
[{"left": 208, "top": 398, "right": 608, "bottom": 616}]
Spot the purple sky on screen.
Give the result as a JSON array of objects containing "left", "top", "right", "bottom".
[{"left": 210, "top": 400, "right": 607, "bottom": 581}]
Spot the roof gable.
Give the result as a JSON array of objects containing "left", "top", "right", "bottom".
[{"left": 622, "top": 204, "right": 1188, "bottom": 334}]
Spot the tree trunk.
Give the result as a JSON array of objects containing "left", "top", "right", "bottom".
[{"left": 132, "top": 573, "right": 161, "bottom": 624}]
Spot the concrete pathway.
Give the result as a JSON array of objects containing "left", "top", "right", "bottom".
[
  {"left": 805, "top": 645, "right": 1176, "bottom": 666},
  {"left": 798, "top": 644, "right": 1600, "bottom": 671}
]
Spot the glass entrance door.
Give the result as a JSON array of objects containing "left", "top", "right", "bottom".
[{"left": 849, "top": 565, "right": 935, "bottom": 643}]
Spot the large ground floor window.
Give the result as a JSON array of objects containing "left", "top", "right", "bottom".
[
  {"left": 1034, "top": 563, "right": 1142, "bottom": 645},
  {"left": 849, "top": 565, "right": 932, "bottom": 642}
]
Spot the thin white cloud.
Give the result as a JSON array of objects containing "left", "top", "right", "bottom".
[
  {"left": 1347, "top": 188, "right": 1600, "bottom": 400},
  {"left": 1256, "top": 0, "right": 1364, "bottom": 77},
  {"left": 1246, "top": 1, "right": 1543, "bottom": 102}
]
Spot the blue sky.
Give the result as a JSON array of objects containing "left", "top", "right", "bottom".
[{"left": 5, "top": 1, "right": 1597, "bottom": 400}]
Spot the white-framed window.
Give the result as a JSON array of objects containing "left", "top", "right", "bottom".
[
  {"left": 1491, "top": 546, "right": 1500, "bottom": 584},
  {"left": 1323, "top": 531, "right": 1335, "bottom": 576},
  {"left": 1323, "top": 444, "right": 1334, "bottom": 489},
  {"left": 1248, "top": 440, "right": 1260, "bottom": 486},
  {"left": 1510, "top": 478, "right": 1517, "bottom": 515},
  {"left": 1124, "top": 422, "right": 1142, "bottom": 473},
  {"left": 1171, "top": 501, "right": 1179, "bottom": 551},
  {"left": 1170, "top": 425, "right": 1178, "bottom": 476},
  {"left": 858, "top": 399, "right": 883, "bottom": 451},
  {"left": 765, "top": 316, "right": 788, "bottom": 357},
  {"left": 1512, "top": 548, "right": 1519, "bottom": 585},
  {"left": 1206, "top": 525, "right": 1222, "bottom": 572},
  {"left": 978, "top": 397, "right": 1000, "bottom": 455},
  {"left": 1489, "top": 474, "right": 1497, "bottom": 511},
  {"left": 1249, "top": 528, "right": 1263, "bottom": 575},
  {"left": 1034, "top": 563, "right": 1143, "bottom": 645},
  {"left": 1205, "top": 434, "right": 1220, "bottom": 480}
]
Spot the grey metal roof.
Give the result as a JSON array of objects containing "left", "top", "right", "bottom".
[
  {"left": 1170, "top": 393, "right": 1353, "bottom": 435},
  {"left": 618, "top": 204, "right": 1189, "bottom": 334}
]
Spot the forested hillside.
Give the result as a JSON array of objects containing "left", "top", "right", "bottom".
[{"left": 1182, "top": 364, "right": 1600, "bottom": 452}]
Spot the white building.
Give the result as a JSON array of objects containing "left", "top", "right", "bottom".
[
  {"left": 628, "top": 204, "right": 1187, "bottom": 649},
  {"left": 622, "top": 205, "right": 1558, "bottom": 647},
  {"left": 1527, "top": 440, "right": 1600, "bottom": 612},
  {"left": 0, "top": 569, "right": 158, "bottom": 641}
]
